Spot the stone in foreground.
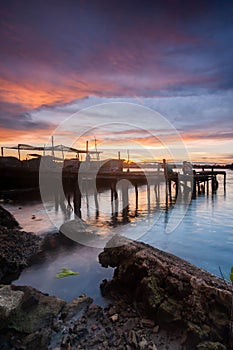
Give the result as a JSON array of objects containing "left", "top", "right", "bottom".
[{"left": 99, "top": 235, "right": 231, "bottom": 349}]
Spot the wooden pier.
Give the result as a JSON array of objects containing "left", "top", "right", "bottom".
[
  {"left": 70, "top": 161, "right": 226, "bottom": 218},
  {"left": 0, "top": 158, "right": 227, "bottom": 222}
]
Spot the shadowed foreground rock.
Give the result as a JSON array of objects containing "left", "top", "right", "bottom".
[
  {"left": 0, "top": 205, "right": 19, "bottom": 229},
  {"left": 1, "top": 284, "right": 181, "bottom": 350},
  {"left": 99, "top": 235, "right": 231, "bottom": 350},
  {"left": 0, "top": 284, "right": 93, "bottom": 349},
  {"left": 0, "top": 226, "right": 42, "bottom": 282}
]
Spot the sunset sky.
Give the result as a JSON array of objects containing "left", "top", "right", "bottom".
[{"left": 0, "top": 0, "right": 233, "bottom": 163}]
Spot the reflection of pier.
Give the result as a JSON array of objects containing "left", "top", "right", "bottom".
[
  {"left": 0, "top": 152, "right": 227, "bottom": 226},
  {"left": 71, "top": 161, "right": 226, "bottom": 222}
]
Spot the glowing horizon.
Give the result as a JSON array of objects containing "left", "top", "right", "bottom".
[{"left": 0, "top": 1, "right": 232, "bottom": 163}]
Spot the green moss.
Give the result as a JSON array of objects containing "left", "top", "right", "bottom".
[
  {"left": 142, "top": 276, "right": 164, "bottom": 309},
  {"left": 197, "top": 341, "right": 226, "bottom": 350},
  {"left": 186, "top": 322, "right": 211, "bottom": 341},
  {"left": 158, "top": 298, "right": 182, "bottom": 322}
]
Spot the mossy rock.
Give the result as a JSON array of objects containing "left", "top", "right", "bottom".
[
  {"left": 157, "top": 297, "right": 182, "bottom": 324},
  {"left": 141, "top": 276, "right": 164, "bottom": 310},
  {"left": 185, "top": 322, "right": 211, "bottom": 347},
  {"left": 209, "top": 308, "right": 229, "bottom": 328},
  {"left": 197, "top": 341, "right": 227, "bottom": 350}
]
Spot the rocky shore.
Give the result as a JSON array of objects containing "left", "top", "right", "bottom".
[
  {"left": 0, "top": 205, "right": 231, "bottom": 349},
  {"left": 0, "top": 205, "right": 42, "bottom": 283},
  {"left": 0, "top": 283, "right": 185, "bottom": 350},
  {"left": 99, "top": 235, "right": 232, "bottom": 350}
]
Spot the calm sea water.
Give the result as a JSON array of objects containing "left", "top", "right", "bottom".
[{"left": 4, "top": 170, "right": 233, "bottom": 305}]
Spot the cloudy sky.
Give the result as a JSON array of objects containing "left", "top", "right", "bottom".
[{"left": 0, "top": 0, "right": 233, "bottom": 162}]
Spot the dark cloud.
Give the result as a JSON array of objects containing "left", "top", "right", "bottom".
[
  {"left": 0, "top": 0, "right": 233, "bottom": 146},
  {"left": 0, "top": 102, "right": 55, "bottom": 130},
  {"left": 0, "top": 0, "right": 233, "bottom": 97}
]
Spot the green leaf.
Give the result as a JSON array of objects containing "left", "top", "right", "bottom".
[{"left": 56, "top": 268, "right": 79, "bottom": 278}]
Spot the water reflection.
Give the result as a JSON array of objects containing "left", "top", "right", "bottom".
[
  {"left": 67, "top": 180, "right": 176, "bottom": 228},
  {"left": 5, "top": 171, "right": 233, "bottom": 304}
]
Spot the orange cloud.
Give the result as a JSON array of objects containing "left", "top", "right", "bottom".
[
  {"left": 0, "top": 127, "right": 53, "bottom": 145},
  {"left": 0, "top": 76, "right": 122, "bottom": 110}
]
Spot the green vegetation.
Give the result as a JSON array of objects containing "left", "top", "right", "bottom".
[{"left": 55, "top": 268, "right": 79, "bottom": 278}]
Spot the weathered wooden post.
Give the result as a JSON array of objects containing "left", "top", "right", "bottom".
[
  {"left": 163, "top": 159, "right": 169, "bottom": 205},
  {"left": 111, "top": 185, "right": 114, "bottom": 214},
  {"left": 207, "top": 176, "right": 209, "bottom": 196},
  {"left": 192, "top": 175, "right": 196, "bottom": 199},
  {"left": 114, "top": 182, "right": 118, "bottom": 216},
  {"left": 154, "top": 180, "right": 160, "bottom": 208},
  {"left": 168, "top": 179, "right": 172, "bottom": 202},
  {"left": 122, "top": 180, "right": 129, "bottom": 222},
  {"left": 134, "top": 184, "right": 138, "bottom": 216},
  {"left": 197, "top": 180, "right": 201, "bottom": 194},
  {"left": 135, "top": 184, "right": 138, "bottom": 209},
  {"left": 74, "top": 177, "right": 81, "bottom": 218},
  {"left": 224, "top": 172, "right": 226, "bottom": 192},
  {"left": 147, "top": 184, "right": 151, "bottom": 210},
  {"left": 18, "top": 145, "right": 21, "bottom": 160},
  {"left": 111, "top": 182, "right": 118, "bottom": 216},
  {"left": 94, "top": 190, "right": 99, "bottom": 218}
]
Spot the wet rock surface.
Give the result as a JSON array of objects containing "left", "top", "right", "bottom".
[
  {"left": 0, "top": 205, "right": 231, "bottom": 349},
  {"left": 99, "top": 235, "right": 231, "bottom": 350},
  {"left": 0, "top": 224, "right": 42, "bottom": 283},
  {"left": 0, "top": 204, "right": 19, "bottom": 228},
  {"left": 0, "top": 283, "right": 184, "bottom": 350},
  {"left": 51, "top": 298, "right": 184, "bottom": 350},
  {"left": 0, "top": 284, "right": 92, "bottom": 350}
]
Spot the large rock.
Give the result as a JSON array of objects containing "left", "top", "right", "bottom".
[
  {"left": 0, "top": 203, "right": 42, "bottom": 282},
  {"left": 0, "top": 225, "right": 42, "bottom": 282},
  {"left": 0, "top": 205, "right": 19, "bottom": 228},
  {"left": 9, "top": 285, "right": 66, "bottom": 333},
  {"left": 99, "top": 235, "right": 231, "bottom": 349},
  {"left": 0, "top": 285, "right": 24, "bottom": 328},
  {"left": 0, "top": 285, "right": 64, "bottom": 349},
  {"left": 0, "top": 285, "right": 93, "bottom": 350}
]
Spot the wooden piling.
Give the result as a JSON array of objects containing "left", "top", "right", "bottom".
[
  {"left": 94, "top": 190, "right": 99, "bottom": 215},
  {"left": 122, "top": 180, "right": 129, "bottom": 222},
  {"left": 168, "top": 179, "right": 172, "bottom": 202},
  {"left": 163, "top": 159, "right": 169, "bottom": 205},
  {"left": 135, "top": 184, "right": 138, "bottom": 208},
  {"left": 135, "top": 184, "right": 138, "bottom": 216},
  {"left": 74, "top": 178, "right": 81, "bottom": 218},
  {"left": 197, "top": 181, "right": 201, "bottom": 195},
  {"left": 192, "top": 177, "right": 196, "bottom": 199},
  {"left": 147, "top": 184, "right": 151, "bottom": 209},
  {"left": 207, "top": 178, "right": 209, "bottom": 196}
]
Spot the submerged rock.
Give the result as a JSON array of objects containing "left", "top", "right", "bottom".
[{"left": 99, "top": 235, "right": 231, "bottom": 349}]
